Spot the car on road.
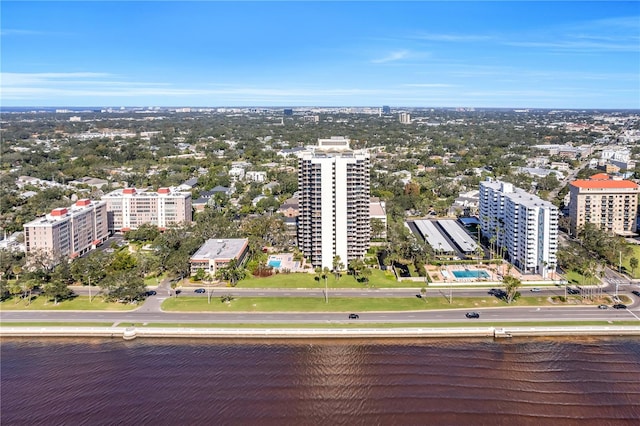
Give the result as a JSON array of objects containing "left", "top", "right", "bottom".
[
  {"left": 145, "top": 290, "right": 157, "bottom": 296},
  {"left": 465, "top": 312, "right": 480, "bottom": 319},
  {"left": 632, "top": 290, "right": 640, "bottom": 297},
  {"left": 530, "top": 288, "right": 541, "bottom": 292},
  {"left": 348, "top": 314, "right": 359, "bottom": 319},
  {"left": 612, "top": 304, "right": 627, "bottom": 310},
  {"left": 597, "top": 304, "right": 608, "bottom": 309},
  {"left": 567, "top": 288, "right": 580, "bottom": 295},
  {"left": 415, "top": 294, "right": 422, "bottom": 298},
  {"left": 194, "top": 288, "right": 206, "bottom": 294}
]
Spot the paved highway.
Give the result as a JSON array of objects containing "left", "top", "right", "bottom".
[{"left": 2, "top": 303, "right": 638, "bottom": 325}]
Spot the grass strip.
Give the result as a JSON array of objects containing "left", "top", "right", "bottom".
[
  {"left": 0, "top": 296, "right": 139, "bottom": 311},
  {"left": 161, "top": 295, "right": 616, "bottom": 312}
]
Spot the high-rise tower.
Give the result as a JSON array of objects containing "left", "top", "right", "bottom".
[{"left": 298, "top": 137, "right": 370, "bottom": 269}]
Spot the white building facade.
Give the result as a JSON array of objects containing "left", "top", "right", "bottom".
[
  {"left": 102, "top": 187, "right": 192, "bottom": 232},
  {"left": 479, "top": 179, "right": 558, "bottom": 277},
  {"left": 298, "top": 137, "right": 370, "bottom": 269},
  {"left": 23, "top": 199, "right": 109, "bottom": 263}
]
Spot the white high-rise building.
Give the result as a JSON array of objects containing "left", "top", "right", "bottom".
[
  {"left": 479, "top": 179, "right": 558, "bottom": 277},
  {"left": 298, "top": 137, "right": 370, "bottom": 269},
  {"left": 102, "top": 187, "right": 192, "bottom": 232},
  {"left": 23, "top": 199, "right": 109, "bottom": 264}
]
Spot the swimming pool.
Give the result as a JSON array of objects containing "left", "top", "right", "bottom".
[
  {"left": 268, "top": 259, "right": 282, "bottom": 268},
  {"left": 452, "top": 270, "right": 490, "bottom": 279}
]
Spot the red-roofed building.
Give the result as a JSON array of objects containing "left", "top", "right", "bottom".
[
  {"left": 23, "top": 199, "right": 109, "bottom": 266},
  {"left": 569, "top": 174, "right": 639, "bottom": 236},
  {"left": 102, "top": 187, "right": 192, "bottom": 232}
]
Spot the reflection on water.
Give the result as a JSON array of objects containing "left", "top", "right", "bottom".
[{"left": 2, "top": 337, "right": 639, "bottom": 425}]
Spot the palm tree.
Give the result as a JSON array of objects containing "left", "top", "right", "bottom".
[
  {"left": 322, "top": 267, "right": 330, "bottom": 303},
  {"left": 503, "top": 275, "right": 522, "bottom": 304}
]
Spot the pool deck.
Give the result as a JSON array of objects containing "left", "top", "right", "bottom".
[{"left": 267, "top": 254, "right": 307, "bottom": 273}]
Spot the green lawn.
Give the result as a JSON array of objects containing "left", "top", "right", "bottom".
[
  {"left": 236, "top": 269, "right": 399, "bottom": 289},
  {"left": 161, "top": 295, "right": 598, "bottom": 313},
  {"left": 563, "top": 270, "right": 601, "bottom": 286},
  {"left": 0, "top": 296, "right": 139, "bottom": 311},
  {"left": 622, "top": 245, "right": 640, "bottom": 279}
]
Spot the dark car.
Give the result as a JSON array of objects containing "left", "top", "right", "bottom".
[
  {"left": 194, "top": 288, "right": 206, "bottom": 294},
  {"left": 465, "top": 312, "right": 480, "bottom": 319},
  {"left": 145, "top": 290, "right": 157, "bottom": 296},
  {"left": 415, "top": 294, "right": 422, "bottom": 298},
  {"left": 567, "top": 288, "right": 580, "bottom": 295},
  {"left": 348, "top": 314, "right": 359, "bottom": 319},
  {"left": 612, "top": 304, "right": 627, "bottom": 309},
  {"left": 632, "top": 290, "right": 640, "bottom": 297}
]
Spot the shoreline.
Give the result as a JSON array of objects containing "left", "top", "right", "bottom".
[{"left": 2, "top": 325, "right": 640, "bottom": 340}]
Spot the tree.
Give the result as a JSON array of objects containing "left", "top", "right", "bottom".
[
  {"left": 630, "top": 257, "right": 638, "bottom": 276},
  {"left": 503, "top": 275, "right": 521, "bottom": 304},
  {"left": 370, "top": 218, "right": 386, "bottom": 240},
  {"left": 360, "top": 267, "right": 372, "bottom": 286},
  {"left": 42, "top": 278, "right": 73, "bottom": 305},
  {"left": 71, "top": 251, "right": 107, "bottom": 302},
  {"left": 322, "top": 266, "right": 330, "bottom": 303},
  {"left": 216, "top": 259, "right": 245, "bottom": 287},
  {"left": 332, "top": 256, "right": 344, "bottom": 281},
  {"left": 100, "top": 270, "right": 146, "bottom": 302}
]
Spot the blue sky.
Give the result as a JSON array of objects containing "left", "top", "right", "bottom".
[{"left": 1, "top": 1, "right": 639, "bottom": 108}]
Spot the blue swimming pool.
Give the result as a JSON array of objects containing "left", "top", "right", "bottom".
[
  {"left": 268, "top": 259, "right": 282, "bottom": 268},
  {"left": 452, "top": 270, "right": 490, "bottom": 279}
]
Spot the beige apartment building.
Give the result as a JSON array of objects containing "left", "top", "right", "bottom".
[
  {"left": 102, "top": 187, "right": 192, "bottom": 232},
  {"left": 23, "top": 199, "right": 109, "bottom": 263},
  {"left": 569, "top": 173, "right": 639, "bottom": 237}
]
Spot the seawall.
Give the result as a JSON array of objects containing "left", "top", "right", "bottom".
[{"left": 2, "top": 326, "right": 640, "bottom": 340}]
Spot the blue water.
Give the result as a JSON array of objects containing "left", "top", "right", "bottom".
[
  {"left": 268, "top": 259, "right": 282, "bottom": 268},
  {"left": 452, "top": 270, "right": 490, "bottom": 279}
]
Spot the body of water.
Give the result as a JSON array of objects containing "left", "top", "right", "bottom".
[{"left": 2, "top": 337, "right": 639, "bottom": 425}]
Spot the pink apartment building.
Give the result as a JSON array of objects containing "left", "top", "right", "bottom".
[
  {"left": 23, "top": 199, "right": 109, "bottom": 263},
  {"left": 102, "top": 187, "right": 192, "bottom": 232}
]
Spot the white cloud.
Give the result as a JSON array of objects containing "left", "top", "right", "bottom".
[{"left": 371, "top": 50, "right": 410, "bottom": 64}]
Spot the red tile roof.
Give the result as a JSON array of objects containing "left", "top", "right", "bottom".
[{"left": 571, "top": 174, "right": 638, "bottom": 189}]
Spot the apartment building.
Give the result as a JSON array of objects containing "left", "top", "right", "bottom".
[
  {"left": 23, "top": 199, "right": 109, "bottom": 263},
  {"left": 298, "top": 137, "right": 370, "bottom": 269},
  {"left": 102, "top": 187, "right": 192, "bottom": 232},
  {"left": 479, "top": 179, "right": 558, "bottom": 277},
  {"left": 568, "top": 173, "right": 639, "bottom": 237}
]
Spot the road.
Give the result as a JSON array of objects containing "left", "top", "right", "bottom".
[
  {"left": 6, "top": 269, "right": 637, "bottom": 326},
  {"left": 2, "top": 299, "right": 638, "bottom": 325}
]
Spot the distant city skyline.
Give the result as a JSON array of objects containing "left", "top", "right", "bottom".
[{"left": 1, "top": 1, "right": 638, "bottom": 109}]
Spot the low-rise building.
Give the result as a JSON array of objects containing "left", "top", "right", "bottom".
[{"left": 189, "top": 238, "right": 249, "bottom": 276}]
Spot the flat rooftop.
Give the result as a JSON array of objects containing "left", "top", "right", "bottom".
[{"left": 191, "top": 238, "right": 249, "bottom": 261}]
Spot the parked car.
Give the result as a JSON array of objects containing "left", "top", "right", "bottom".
[
  {"left": 612, "top": 304, "right": 627, "bottom": 310},
  {"left": 348, "top": 313, "right": 359, "bottom": 319},
  {"left": 465, "top": 312, "right": 480, "bottom": 319},
  {"left": 194, "top": 288, "right": 206, "bottom": 294}
]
